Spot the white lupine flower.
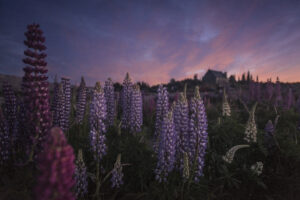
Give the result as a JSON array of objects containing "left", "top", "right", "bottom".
[{"left": 223, "top": 144, "right": 250, "bottom": 163}]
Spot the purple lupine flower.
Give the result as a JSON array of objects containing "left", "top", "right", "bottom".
[
  {"left": 51, "top": 75, "right": 59, "bottom": 113},
  {"left": 22, "top": 24, "right": 52, "bottom": 156},
  {"left": 285, "top": 88, "right": 294, "bottom": 110},
  {"left": 155, "top": 110, "right": 176, "bottom": 182},
  {"left": 104, "top": 78, "right": 116, "bottom": 127},
  {"left": 130, "top": 84, "right": 143, "bottom": 133},
  {"left": 264, "top": 120, "right": 275, "bottom": 152},
  {"left": 173, "top": 93, "right": 189, "bottom": 170},
  {"left": 75, "top": 149, "right": 88, "bottom": 198},
  {"left": 155, "top": 85, "right": 169, "bottom": 138},
  {"left": 111, "top": 154, "right": 124, "bottom": 188},
  {"left": 52, "top": 83, "right": 65, "bottom": 129},
  {"left": 76, "top": 77, "right": 87, "bottom": 124},
  {"left": 154, "top": 85, "right": 169, "bottom": 153},
  {"left": 274, "top": 77, "right": 282, "bottom": 106},
  {"left": 0, "top": 108, "right": 10, "bottom": 165},
  {"left": 90, "top": 82, "right": 107, "bottom": 162},
  {"left": 266, "top": 79, "right": 273, "bottom": 102},
  {"left": 61, "top": 77, "right": 71, "bottom": 132},
  {"left": 188, "top": 86, "right": 208, "bottom": 182},
  {"left": 2, "top": 82, "right": 18, "bottom": 141},
  {"left": 35, "top": 127, "right": 75, "bottom": 200},
  {"left": 121, "top": 73, "right": 133, "bottom": 129}
]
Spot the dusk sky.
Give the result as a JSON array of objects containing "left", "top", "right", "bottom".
[{"left": 0, "top": 0, "right": 300, "bottom": 85}]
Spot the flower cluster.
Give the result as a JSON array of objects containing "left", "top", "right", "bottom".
[
  {"left": 130, "top": 84, "right": 143, "bottom": 133},
  {"left": 154, "top": 85, "right": 169, "bottom": 139},
  {"left": 188, "top": 86, "right": 208, "bottom": 182},
  {"left": 22, "top": 23, "right": 51, "bottom": 155},
  {"left": 250, "top": 161, "right": 264, "bottom": 176},
  {"left": 222, "top": 89, "right": 231, "bottom": 117},
  {"left": 121, "top": 73, "right": 133, "bottom": 129},
  {"left": 90, "top": 82, "right": 107, "bottom": 162},
  {"left": 61, "top": 77, "right": 71, "bottom": 131},
  {"left": 173, "top": 92, "right": 189, "bottom": 168},
  {"left": 35, "top": 127, "right": 75, "bottom": 200},
  {"left": 75, "top": 149, "right": 88, "bottom": 198},
  {"left": 223, "top": 144, "right": 250, "bottom": 164},
  {"left": 155, "top": 110, "right": 176, "bottom": 182},
  {"left": 104, "top": 78, "right": 116, "bottom": 127},
  {"left": 111, "top": 154, "right": 124, "bottom": 188},
  {"left": 244, "top": 103, "right": 258, "bottom": 143},
  {"left": 0, "top": 108, "right": 10, "bottom": 165},
  {"left": 2, "top": 82, "right": 18, "bottom": 139},
  {"left": 76, "top": 77, "right": 87, "bottom": 124},
  {"left": 52, "top": 83, "right": 65, "bottom": 128}
]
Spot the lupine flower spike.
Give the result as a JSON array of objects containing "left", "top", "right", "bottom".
[
  {"left": 75, "top": 149, "right": 88, "bottom": 198},
  {"left": 188, "top": 86, "right": 208, "bottom": 182},
  {"left": 35, "top": 127, "right": 75, "bottom": 200},
  {"left": 90, "top": 82, "right": 107, "bottom": 162},
  {"left": 0, "top": 108, "right": 10, "bottom": 165},
  {"left": 22, "top": 23, "right": 51, "bottom": 156},
  {"left": 121, "top": 73, "right": 133, "bottom": 129},
  {"left": 244, "top": 103, "right": 258, "bottom": 143},
  {"left": 130, "top": 84, "right": 143, "bottom": 133},
  {"left": 61, "top": 77, "right": 71, "bottom": 131},
  {"left": 76, "top": 77, "right": 87, "bottom": 124},
  {"left": 155, "top": 110, "right": 176, "bottom": 182},
  {"left": 173, "top": 92, "right": 189, "bottom": 169},
  {"left": 111, "top": 154, "right": 124, "bottom": 188},
  {"left": 223, "top": 144, "right": 250, "bottom": 163},
  {"left": 222, "top": 89, "right": 231, "bottom": 117},
  {"left": 104, "top": 78, "right": 116, "bottom": 127}
]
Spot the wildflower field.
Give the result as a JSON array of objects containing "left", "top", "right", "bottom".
[{"left": 1, "top": 24, "right": 300, "bottom": 200}]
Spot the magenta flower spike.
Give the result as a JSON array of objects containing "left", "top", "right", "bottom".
[{"left": 35, "top": 127, "right": 75, "bottom": 200}]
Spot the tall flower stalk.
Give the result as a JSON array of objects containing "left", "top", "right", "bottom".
[
  {"left": 173, "top": 92, "right": 189, "bottom": 169},
  {"left": 111, "top": 154, "right": 124, "bottom": 188},
  {"left": 75, "top": 149, "right": 88, "bottom": 199},
  {"left": 244, "top": 103, "right": 258, "bottom": 143},
  {"left": 0, "top": 108, "right": 10, "bottom": 165},
  {"left": 188, "top": 86, "right": 208, "bottom": 182},
  {"left": 90, "top": 82, "right": 107, "bottom": 163},
  {"left": 76, "top": 77, "right": 87, "bottom": 124},
  {"left": 52, "top": 83, "right": 64, "bottom": 128},
  {"left": 104, "top": 78, "right": 116, "bottom": 127},
  {"left": 155, "top": 110, "right": 176, "bottom": 182},
  {"left": 22, "top": 23, "right": 51, "bottom": 157},
  {"left": 222, "top": 89, "right": 231, "bottom": 117},
  {"left": 121, "top": 73, "right": 133, "bottom": 129},
  {"left": 62, "top": 77, "right": 71, "bottom": 132},
  {"left": 35, "top": 127, "right": 75, "bottom": 200},
  {"left": 130, "top": 84, "right": 143, "bottom": 133}
]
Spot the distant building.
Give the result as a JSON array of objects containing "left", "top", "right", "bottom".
[{"left": 202, "top": 69, "right": 228, "bottom": 87}]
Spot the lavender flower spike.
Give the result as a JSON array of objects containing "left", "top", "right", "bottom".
[
  {"left": 121, "top": 73, "right": 133, "bottom": 129},
  {"left": 61, "top": 77, "right": 71, "bottom": 131},
  {"left": 35, "top": 127, "right": 75, "bottom": 200},
  {"left": 104, "top": 78, "right": 116, "bottom": 127},
  {"left": 90, "top": 82, "right": 107, "bottom": 162},
  {"left": 0, "top": 108, "right": 10, "bottom": 165},
  {"left": 189, "top": 86, "right": 208, "bottom": 182},
  {"left": 130, "top": 84, "right": 143, "bottom": 133},
  {"left": 75, "top": 149, "right": 88, "bottom": 198},
  {"left": 111, "top": 154, "right": 124, "bottom": 188},
  {"left": 76, "top": 77, "right": 87, "bottom": 124},
  {"left": 155, "top": 110, "right": 176, "bottom": 182}
]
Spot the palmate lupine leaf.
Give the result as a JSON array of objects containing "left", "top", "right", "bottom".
[{"left": 223, "top": 144, "right": 250, "bottom": 164}]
